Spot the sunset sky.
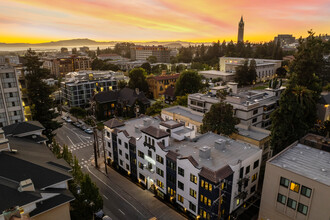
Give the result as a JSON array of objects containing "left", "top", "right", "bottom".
[{"left": 0, "top": 0, "right": 329, "bottom": 43}]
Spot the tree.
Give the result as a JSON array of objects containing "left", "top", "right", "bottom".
[
  {"left": 235, "top": 60, "right": 249, "bottom": 85},
  {"left": 80, "top": 174, "right": 103, "bottom": 212},
  {"left": 117, "top": 80, "right": 127, "bottom": 89},
  {"left": 61, "top": 145, "right": 73, "bottom": 165},
  {"left": 91, "top": 58, "right": 120, "bottom": 71},
  {"left": 248, "top": 59, "right": 257, "bottom": 84},
  {"left": 146, "top": 101, "right": 169, "bottom": 116},
  {"left": 70, "top": 107, "right": 87, "bottom": 119},
  {"left": 128, "top": 68, "right": 149, "bottom": 93},
  {"left": 270, "top": 86, "right": 316, "bottom": 154},
  {"left": 24, "top": 49, "right": 61, "bottom": 140},
  {"left": 201, "top": 102, "right": 240, "bottom": 135},
  {"left": 276, "top": 66, "right": 287, "bottom": 78},
  {"left": 172, "top": 95, "right": 187, "bottom": 107},
  {"left": 147, "top": 56, "right": 157, "bottom": 64},
  {"left": 174, "top": 70, "right": 203, "bottom": 96},
  {"left": 141, "top": 62, "right": 151, "bottom": 74}
]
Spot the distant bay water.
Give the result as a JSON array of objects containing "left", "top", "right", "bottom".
[{"left": 0, "top": 44, "right": 115, "bottom": 52}]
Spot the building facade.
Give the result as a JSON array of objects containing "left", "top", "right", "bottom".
[
  {"left": 104, "top": 116, "right": 262, "bottom": 219},
  {"left": 61, "top": 71, "right": 120, "bottom": 107},
  {"left": 0, "top": 65, "right": 25, "bottom": 127},
  {"left": 259, "top": 142, "right": 330, "bottom": 220},
  {"left": 219, "top": 57, "right": 282, "bottom": 82},
  {"left": 147, "top": 73, "right": 180, "bottom": 99},
  {"left": 274, "top": 34, "right": 296, "bottom": 46},
  {"left": 188, "top": 87, "right": 284, "bottom": 129},
  {"left": 237, "top": 16, "right": 244, "bottom": 43},
  {"left": 130, "top": 45, "right": 171, "bottom": 63}
]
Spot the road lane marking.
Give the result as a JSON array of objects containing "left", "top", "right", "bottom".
[
  {"left": 86, "top": 167, "right": 145, "bottom": 218},
  {"left": 118, "top": 209, "right": 125, "bottom": 215},
  {"left": 103, "top": 195, "right": 108, "bottom": 200},
  {"left": 67, "top": 136, "right": 76, "bottom": 147}
]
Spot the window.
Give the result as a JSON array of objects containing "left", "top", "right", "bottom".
[
  {"left": 280, "top": 177, "right": 289, "bottom": 188},
  {"left": 107, "top": 132, "right": 110, "bottom": 138},
  {"left": 178, "top": 181, "right": 184, "bottom": 190},
  {"left": 252, "top": 118, "right": 257, "bottom": 123},
  {"left": 12, "top": 102, "right": 15, "bottom": 107},
  {"left": 108, "top": 142, "right": 111, "bottom": 148},
  {"left": 119, "top": 149, "right": 122, "bottom": 156},
  {"left": 205, "top": 182, "right": 208, "bottom": 190},
  {"left": 138, "top": 162, "right": 144, "bottom": 169},
  {"left": 190, "top": 174, "right": 197, "bottom": 184},
  {"left": 119, "top": 160, "right": 123, "bottom": 166},
  {"left": 156, "top": 167, "right": 164, "bottom": 177},
  {"left": 239, "top": 167, "right": 244, "bottom": 178},
  {"left": 201, "top": 180, "right": 204, "bottom": 188},
  {"left": 253, "top": 160, "right": 259, "bottom": 169},
  {"left": 157, "top": 179, "right": 164, "bottom": 189},
  {"left": 253, "top": 109, "right": 258, "bottom": 115},
  {"left": 277, "top": 193, "right": 286, "bottom": 204},
  {"left": 156, "top": 154, "right": 164, "bottom": 164},
  {"left": 178, "top": 167, "right": 184, "bottom": 177},
  {"left": 139, "top": 173, "right": 145, "bottom": 181},
  {"left": 125, "top": 153, "right": 129, "bottom": 160},
  {"left": 246, "top": 166, "right": 250, "bottom": 174},
  {"left": 301, "top": 186, "right": 312, "bottom": 198},
  {"left": 298, "top": 203, "right": 308, "bottom": 215},
  {"left": 209, "top": 184, "right": 212, "bottom": 192},
  {"left": 152, "top": 139, "right": 155, "bottom": 146},
  {"left": 252, "top": 173, "right": 258, "bottom": 182},
  {"left": 287, "top": 198, "right": 297, "bottom": 210},
  {"left": 178, "top": 194, "right": 184, "bottom": 203},
  {"left": 125, "top": 143, "right": 128, "bottom": 149},
  {"left": 189, "top": 202, "right": 196, "bottom": 212},
  {"left": 147, "top": 162, "right": 152, "bottom": 170},
  {"left": 118, "top": 139, "right": 122, "bottom": 145},
  {"left": 250, "top": 185, "right": 256, "bottom": 193},
  {"left": 190, "top": 188, "right": 196, "bottom": 198},
  {"left": 108, "top": 152, "right": 112, "bottom": 158},
  {"left": 6, "top": 73, "right": 9, "bottom": 78},
  {"left": 200, "top": 194, "right": 204, "bottom": 202},
  {"left": 8, "top": 83, "right": 11, "bottom": 88},
  {"left": 9, "top": 92, "right": 13, "bottom": 97},
  {"left": 290, "top": 181, "right": 300, "bottom": 193},
  {"left": 148, "top": 150, "right": 152, "bottom": 157},
  {"left": 236, "top": 199, "right": 240, "bottom": 205},
  {"left": 126, "top": 164, "right": 129, "bottom": 170},
  {"left": 138, "top": 150, "right": 144, "bottom": 158}
]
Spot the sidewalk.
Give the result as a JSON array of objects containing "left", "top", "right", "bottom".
[{"left": 93, "top": 162, "right": 186, "bottom": 220}]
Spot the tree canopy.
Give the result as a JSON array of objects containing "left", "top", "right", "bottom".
[
  {"left": 201, "top": 102, "right": 240, "bottom": 136},
  {"left": 146, "top": 101, "right": 169, "bottom": 116},
  {"left": 234, "top": 59, "right": 257, "bottom": 85},
  {"left": 91, "top": 58, "right": 120, "bottom": 71},
  {"left": 147, "top": 56, "right": 157, "bottom": 64},
  {"left": 128, "top": 68, "right": 149, "bottom": 93},
  {"left": 174, "top": 70, "right": 203, "bottom": 96},
  {"left": 140, "top": 62, "right": 151, "bottom": 74}
]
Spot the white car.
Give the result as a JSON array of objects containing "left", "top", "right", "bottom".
[
  {"left": 65, "top": 117, "right": 72, "bottom": 123},
  {"left": 84, "top": 128, "right": 93, "bottom": 134}
]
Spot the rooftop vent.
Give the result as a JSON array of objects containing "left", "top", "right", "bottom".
[
  {"left": 143, "top": 118, "right": 152, "bottom": 127},
  {"left": 199, "top": 146, "right": 211, "bottom": 159},
  {"left": 18, "top": 179, "right": 35, "bottom": 192},
  {"left": 214, "top": 138, "right": 227, "bottom": 151}
]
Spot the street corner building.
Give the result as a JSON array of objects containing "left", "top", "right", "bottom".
[
  {"left": 0, "top": 123, "right": 74, "bottom": 220},
  {"left": 103, "top": 116, "right": 262, "bottom": 219}
]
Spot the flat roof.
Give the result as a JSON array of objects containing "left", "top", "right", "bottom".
[
  {"left": 270, "top": 143, "right": 330, "bottom": 186},
  {"left": 237, "top": 127, "right": 269, "bottom": 141},
  {"left": 199, "top": 70, "right": 235, "bottom": 76},
  {"left": 168, "top": 132, "right": 261, "bottom": 171},
  {"left": 162, "top": 106, "right": 203, "bottom": 123}
]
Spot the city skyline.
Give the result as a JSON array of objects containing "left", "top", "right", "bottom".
[{"left": 1, "top": 0, "right": 329, "bottom": 44}]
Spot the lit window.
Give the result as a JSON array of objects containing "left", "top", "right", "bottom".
[
  {"left": 301, "top": 186, "right": 312, "bottom": 198},
  {"left": 190, "top": 174, "right": 197, "bottom": 184},
  {"left": 200, "top": 195, "right": 204, "bottom": 202},
  {"left": 208, "top": 199, "right": 211, "bottom": 206},
  {"left": 298, "top": 203, "right": 308, "bottom": 215},
  {"left": 236, "top": 199, "right": 240, "bottom": 205},
  {"left": 209, "top": 184, "right": 212, "bottom": 192},
  {"left": 201, "top": 180, "right": 204, "bottom": 187},
  {"left": 205, "top": 181, "right": 208, "bottom": 190},
  {"left": 189, "top": 188, "right": 196, "bottom": 198},
  {"left": 252, "top": 173, "right": 258, "bottom": 182},
  {"left": 290, "top": 181, "right": 300, "bottom": 193},
  {"left": 178, "top": 194, "right": 184, "bottom": 203}
]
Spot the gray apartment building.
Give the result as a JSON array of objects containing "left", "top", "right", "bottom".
[
  {"left": 188, "top": 87, "right": 285, "bottom": 129},
  {"left": 61, "top": 71, "right": 124, "bottom": 107},
  {"left": 259, "top": 141, "right": 330, "bottom": 220},
  {"left": 0, "top": 65, "right": 25, "bottom": 127},
  {"left": 130, "top": 45, "right": 170, "bottom": 63}
]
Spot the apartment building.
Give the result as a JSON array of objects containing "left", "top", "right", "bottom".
[
  {"left": 147, "top": 73, "right": 180, "bottom": 99},
  {"left": 130, "top": 45, "right": 171, "bottom": 63},
  {"left": 188, "top": 86, "right": 285, "bottom": 129},
  {"left": 104, "top": 116, "right": 262, "bottom": 219},
  {"left": 42, "top": 56, "right": 92, "bottom": 77},
  {"left": 219, "top": 57, "right": 282, "bottom": 82},
  {"left": 0, "top": 65, "right": 25, "bottom": 127},
  {"left": 61, "top": 71, "right": 122, "bottom": 107},
  {"left": 259, "top": 142, "right": 330, "bottom": 220}
]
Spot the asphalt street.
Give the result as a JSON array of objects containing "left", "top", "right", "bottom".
[{"left": 54, "top": 115, "right": 186, "bottom": 220}]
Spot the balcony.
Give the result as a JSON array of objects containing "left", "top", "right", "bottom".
[{"left": 143, "top": 142, "right": 155, "bottom": 151}]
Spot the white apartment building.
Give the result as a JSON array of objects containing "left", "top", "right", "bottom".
[
  {"left": 188, "top": 86, "right": 285, "bottom": 129},
  {"left": 219, "top": 57, "right": 282, "bottom": 82},
  {"left": 104, "top": 116, "right": 262, "bottom": 219},
  {"left": 0, "top": 65, "right": 25, "bottom": 127}
]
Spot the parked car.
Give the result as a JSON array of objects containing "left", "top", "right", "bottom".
[
  {"left": 84, "top": 128, "right": 93, "bottom": 134},
  {"left": 61, "top": 115, "right": 67, "bottom": 120},
  {"left": 80, "top": 125, "right": 87, "bottom": 131},
  {"left": 73, "top": 122, "right": 82, "bottom": 128},
  {"left": 65, "top": 117, "right": 72, "bottom": 123},
  {"left": 102, "top": 216, "right": 112, "bottom": 220}
]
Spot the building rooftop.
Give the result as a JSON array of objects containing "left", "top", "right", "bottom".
[
  {"left": 162, "top": 106, "right": 204, "bottom": 123},
  {"left": 236, "top": 124, "right": 270, "bottom": 141},
  {"left": 270, "top": 143, "right": 330, "bottom": 186},
  {"left": 168, "top": 132, "right": 261, "bottom": 172},
  {"left": 199, "top": 70, "right": 235, "bottom": 76}
]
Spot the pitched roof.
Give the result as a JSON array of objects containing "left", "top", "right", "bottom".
[
  {"left": 3, "top": 121, "right": 44, "bottom": 136},
  {"left": 129, "top": 137, "right": 136, "bottom": 145},
  {"left": 104, "top": 118, "right": 125, "bottom": 129},
  {"left": 0, "top": 153, "right": 72, "bottom": 189},
  {"left": 166, "top": 150, "right": 180, "bottom": 161},
  {"left": 141, "top": 126, "right": 169, "bottom": 139},
  {"left": 180, "top": 156, "right": 199, "bottom": 168},
  {"left": 199, "top": 165, "right": 234, "bottom": 183}
]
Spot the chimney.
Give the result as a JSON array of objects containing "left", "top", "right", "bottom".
[
  {"left": 135, "top": 88, "right": 140, "bottom": 95},
  {"left": 199, "top": 146, "right": 211, "bottom": 159},
  {"left": 18, "top": 179, "right": 35, "bottom": 192},
  {"left": 215, "top": 139, "right": 227, "bottom": 151}
]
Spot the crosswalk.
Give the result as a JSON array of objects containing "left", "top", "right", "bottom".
[
  {"left": 79, "top": 157, "right": 93, "bottom": 169},
  {"left": 68, "top": 139, "right": 103, "bottom": 152}
]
